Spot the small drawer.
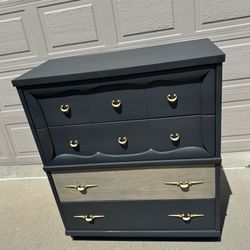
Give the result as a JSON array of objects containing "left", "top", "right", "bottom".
[
  {"left": 62, "top": 199, "right": 216, "bottom": 231},
  {"left": 148, "top": 115, "right": 215, "bottom": 157},
  {"left": 52, "top": 165, "right": 215, "bottom": 202},
  {"left": 36, "top": 124, "right": 97, "bottom": 164},
  {"left": 24, "top": 85, "right": 92, "bottom": 128},
  {"left": 145, "top": 68, "right": 215, "bottom": 117},
  {"left": 38, "top": 95, "right": 92, "bottom": 127},
  {"left": 88, "top": 86, "right": 147, "bottom": 123},
  {"left": 92, "top": 119, "right": 150, "bottom": 155}
]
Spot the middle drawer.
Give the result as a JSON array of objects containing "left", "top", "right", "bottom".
[
  {"left": 37, "top": 115, "right": 215, "bottom": 165},
  {"left": 52, "top": 165, "right": 215, "bottom": 202}
]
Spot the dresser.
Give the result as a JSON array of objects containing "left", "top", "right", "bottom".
[{"left": 12, "top": 39, "right": 225, "bottom": 239}]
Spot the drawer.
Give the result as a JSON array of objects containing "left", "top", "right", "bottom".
[
  {"left": 37, "top": 116, "right": 215, "bottom": 165},
  {"left": 145, "top": 67, "right": 215, "bottom": 117},
  {"left": 24, "top": 85, "right": 92, "bottom": 128},
  {"left": 52, "top": 165, "right": 215, "bottom": 202},
  {"left": 92, "top": 120, "right": 149, "bottom": 155},
  {"left": 24, "top": 67, "right": 215, "bottom": 129},
  {"left": 88, "top": 85, "right": 147, "bottom": 123},
  {"left": 149, "top": 115, "right": 215, "bottom": 156},
  {"left": 42, "top": 124, "right": 97, "bottom": 158},
  {"left": 62, "top": 199, "right": 216, "bottom": 231}
]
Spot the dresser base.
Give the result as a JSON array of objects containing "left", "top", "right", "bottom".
[{"left": 67, "top": 230, "right": 221, "bottom": 239}]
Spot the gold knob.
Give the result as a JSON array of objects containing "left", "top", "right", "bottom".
[
  {"left": 65, "top": 184, "right": 98, "bottom": 192},
  {"left": 168, "top": 213, "right": 204, "bottom": 223},
  {"left": 74, "top": 214, "right": 105, "bottom": 223},
  {"left": 167, "top": 93, "right": 178, "bottom": 103},
  {"left": 112, "top": 99, "right": 122, "bottom": 108},
  {"left": 165, "top": 181, "right": 204, "bottom": 191},
  {"left": 170, "top": 133, "right": 180, "bottom": 142},
  {"left": 60, "top": 104, "right": 70, "bottom": 113},
  {"left": 118, "top": 136, "right": 128, "bottom": 145},
  {"left": 69, "top": 140, "right": 79, "bottom": 148}
]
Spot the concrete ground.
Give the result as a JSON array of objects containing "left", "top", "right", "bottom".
[{"left": 0, "top": 168, "right": 249, "bottom": 250}]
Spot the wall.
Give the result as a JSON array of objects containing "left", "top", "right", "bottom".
[{"left": 0, "top": 0, "right": 249, "bottom": 174}]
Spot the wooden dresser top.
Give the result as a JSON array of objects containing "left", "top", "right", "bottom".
[{"left": 12, "top": 38, "right": 225, "bottom": 87}]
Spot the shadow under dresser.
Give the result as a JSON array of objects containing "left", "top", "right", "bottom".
[{"left": 12, "top": 39, "right": 225, "bottom": 239}]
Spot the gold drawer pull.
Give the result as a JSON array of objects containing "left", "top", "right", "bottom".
[
  {"left": 60, "top": 104, "right": 70, "bottom": 113},
  {"left": 168, "top": 213, "right": 204, "bottom": 223},
  {"left": 118, "top": 136, "right": 128, "bottom": 145},
  {"left": 65, "top": 184, "right": 98, "bottom": 192},
  {"left": 112, "top": 99, "right": 122, "bottom": 108},
  {"left": 69, "top": 140, "right": 79, "bottom": 148},
  {"left": 167, "top": 93, "right": 178, "bottom": 103},
  {"left": 170, "top": 133, "right": 180, "bottom": 142},
  {"left": 74, "top": 214, "right": 105, "bottom": 223},
  {"left": 165, "top": 181, "right": 203, "bottom": 191}
]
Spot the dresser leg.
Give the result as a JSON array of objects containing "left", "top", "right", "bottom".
[{"left": 71, "top": 236, "right": 80, "bottom": 241}]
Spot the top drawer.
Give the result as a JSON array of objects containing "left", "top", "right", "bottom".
[{"left": 24, "top": 67, "right": 215, "bottom": 128}]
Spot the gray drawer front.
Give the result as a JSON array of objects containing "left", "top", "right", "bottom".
[
  {"left": 46, "top": 124, "right": 96, "bottom": 157},
  {"left": 88, "top": 86, "right": 147, "bottom": 123},
  {"left": 24, "top": 67, "right": 215, "bottom": 129},
  {"left": 38, "top": 94, "right": 91, "bottom": 127},
  {"left": 36, "top": 115, "right": 215, "bottom": 165},
  {"left": 24, "top": 85, "right": 92, "bottom": 128},
  {"left": 92, "top": 120, "right": 149, "bottom": 155},
  {"left": 149, "top": 116, "right": 215, "bottom": 155},
  {"left": 52, "top": 165, "right": 215, "bottom": 202},
  {"left": 62, "top": 199, "right": 216, "bottom": 231},
  {"left": 145, "top": 68, "right": 215, "bottom": 117}
]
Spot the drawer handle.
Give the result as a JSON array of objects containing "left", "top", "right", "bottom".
[
  {"left": 170, "top": 133, "right": 180, "bottom": 142},
  {"left": 118, "top": 136, "right": 128, "bottom": 145},
  {"left": 60, "top": 104, "right": 70, "bottom": 113},
  {"left": 69, "top": 140, "right": 79, "bottom": 148},
  {"left": 65, "top": 184, "right": 98, "bottom": 192},
  {"left": 167, "top": 93, "right": 178, "bottom": 103},
  {"left": 168, "top": 213, "right": 204, "bottom": 223},
  {"left": 112, "top": 99, "right": 122, "bottom": 108},
  {"left": 165, "top": 181, "right": 204, "bottom": 191},
  {"left": 74, "top": 214, "right": 105, "bottom": 223}
]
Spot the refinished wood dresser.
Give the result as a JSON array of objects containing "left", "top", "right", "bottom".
[{"left": 12, "top": 39, "right": 225, "bottom": 239}]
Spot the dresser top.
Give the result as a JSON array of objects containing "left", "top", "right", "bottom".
[{"left": 13, "top": 39, "right": 225, "bottom": 87}]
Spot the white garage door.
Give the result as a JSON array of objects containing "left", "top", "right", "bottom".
[{"left": 0, "top": 0, "right": 249, "bottom": 168}]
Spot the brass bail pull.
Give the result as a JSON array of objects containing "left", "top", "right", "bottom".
[
  {"left": 168, "top": 213, "right": 204, "bottom": 223},
  {"left": 60, "top": 104, "right": 70, "bottom": 113},
  {"left": 69, "top": 140, "right": 79, "bottom": 148},
  {"left": 74, "top": 214, "right": 105, "bottom": 223},
  {"left": 65, "top": 184, "right": 98, "bottom": 192},
  {"left": 112, "top": 99, "right": 122, "bottom": 108},
  {"left": 165, "top": 181, "right": 204, "bottom": 191},
  {"left": 167, "top": 93, "right": 178, "bottom": 103},
  {"left": 170, "top": 133, "right": 180, "bottom": 142},
  {"left": 118, "top": 136, "right": 128, "bottom": 145}
]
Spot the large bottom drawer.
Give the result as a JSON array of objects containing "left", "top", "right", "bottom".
[{"left": 62, "top": 199, "right": 216, "bottom": 231}]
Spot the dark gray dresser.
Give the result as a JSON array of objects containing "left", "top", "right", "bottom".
[{"left": 12, "top": 39, "right": 225, "bottom": 239}]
